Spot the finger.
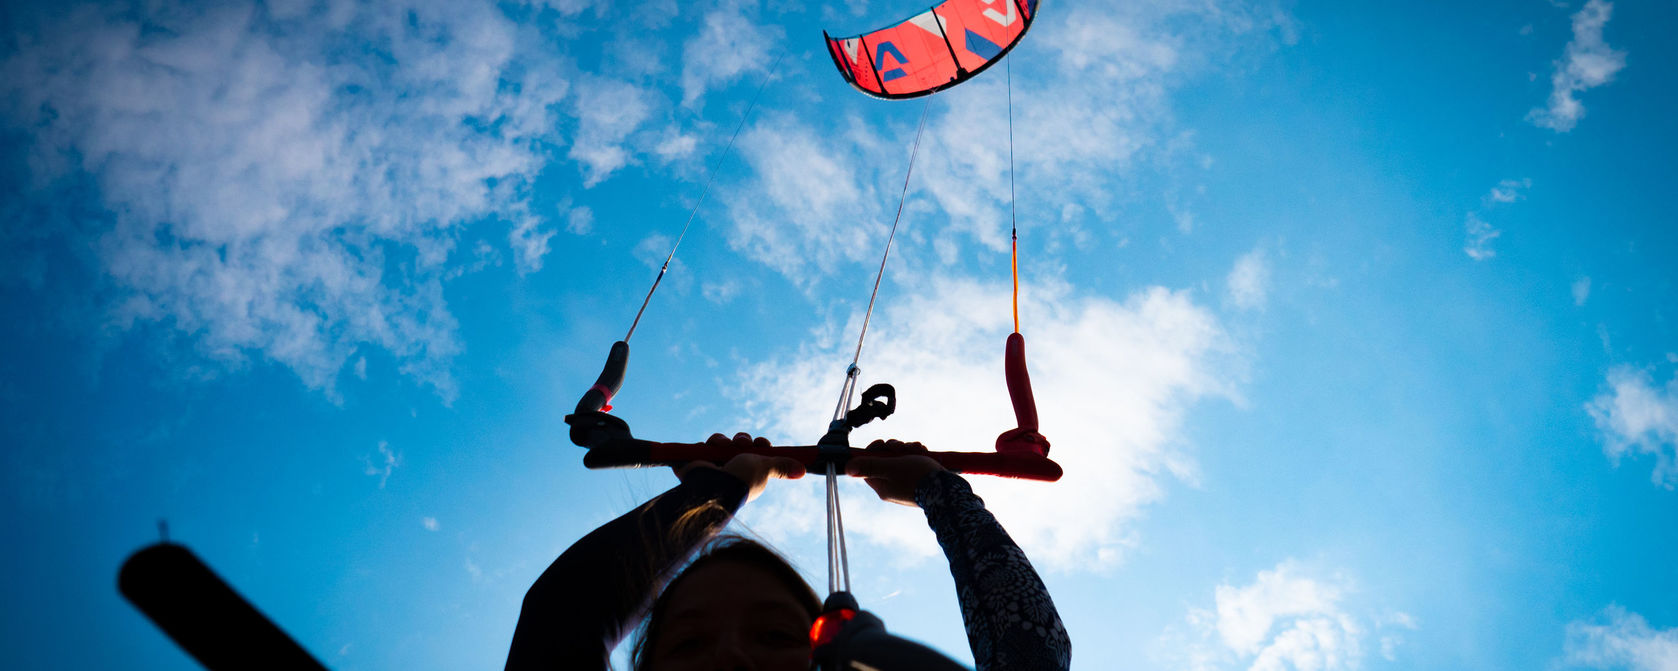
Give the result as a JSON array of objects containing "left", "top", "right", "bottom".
[
  {"left": 766, "top": 457, "right": 806, "bottom": 480},
  {"left": 752, "top": 435, "right": 772, "bottom": 450},
  {"left": 706, "top": 433, "right": 729, "bottom": 447},
  {"left": 846, "top": 456, "right": 885, "bottom": 478},
  {"left": 674, "top": 461, "right": 715, "bottom": 480},
  {"left": 864, "top": 439, "right": 923, "bottom": 455}
]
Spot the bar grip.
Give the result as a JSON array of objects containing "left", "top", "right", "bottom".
[
  {"left": 118, "top": 542, "right": 327, "bottom": 671},
  {"left": 1004, "top": 332, "right": 1038, "bottom": 432},
  {"left": 580, "top": 439, "right": 1062, "bottom": 481},
  {"left": 575, "top": 340, "right": 629, "bottom": 414}
]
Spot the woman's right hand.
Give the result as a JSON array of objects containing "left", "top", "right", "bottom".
[{"left": 674, "top": 433, "right": 806, "bottom": 503}]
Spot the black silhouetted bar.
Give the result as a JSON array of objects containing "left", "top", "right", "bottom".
[{"left": 119, "top": 542, "right": 327, "bottom": 670}]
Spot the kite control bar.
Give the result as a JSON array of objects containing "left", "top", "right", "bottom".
[{"left": 565, "top": 341, "right": 1063, "bottom": 482}]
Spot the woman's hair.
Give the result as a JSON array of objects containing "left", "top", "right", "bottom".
[{"left": 630, "top": 535, "right": 822, "bottom": 670}]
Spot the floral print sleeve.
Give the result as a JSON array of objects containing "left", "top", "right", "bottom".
[{"left": 916, "top": 470, "right": 1071, "bottom": 671}]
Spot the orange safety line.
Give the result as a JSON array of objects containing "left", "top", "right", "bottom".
[{"left": 1011, "top": 233, "right": 1019, "bottom": 334}]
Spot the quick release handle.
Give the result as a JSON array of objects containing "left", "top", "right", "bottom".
[{"left": 576, "top": 340, "right": 630, "bottom": 414}]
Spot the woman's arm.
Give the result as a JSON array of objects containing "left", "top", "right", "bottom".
[
  {"left": 505, "top": 467, "right": 748, "bottom": 670},
  {"left": 916, "top": 470, "right": 1070, "bottom": 671},
  {"left": 848, "top": 449, "right": 1070, "bottom": 671},
  {"left": 505, "top": 436, "right": 806, "bottom": 670}
]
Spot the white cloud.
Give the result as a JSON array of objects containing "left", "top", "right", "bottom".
[
  {"left": 566, "top": 204, "right": 596, "bottom": 235},
  {"left": 0, "top": 0, "right": 585, "bottom": 400},
  {"left": 1464, "top": 212, "right": 1501, "bottom": 261},
  {"left": 1215, "top": 564, "right": 1350, "bottom": 656},
  {"left": 1573, "top": 276, "right": 1593, "bottom": 306},
  {"left": 1529, "top": 0, "right": 1626, "bottom": 132},
  {"left": 1227, "top": 248, "right": 1270, "bottom": 311},
  {"left": 678, "top": 0, "right": 781, "bottom": 108},
  {"left": 422, "top": 516, "right": 440, "bottom": 531},
  {"left": 1462, "top": 179, "right": 1529, "bottom": 261},
  {"left": 510, "top": 208, "right": 556, "bottom": 274},
  {"left": 1166, "top": 561, "right": 1416, "bottom": 671},
  {"left": 568, "top": 73, "right": 655, "bottom": 187},
  {"left": 524, "top": 0, "right": 595, "bottom": 17},
  {"left": 702, "top": 278, "right": 743, "bottom": 304},
  {"left": 1587, "top": 365, "right": 1678, "bottom": 488},
  {"left": 653, "top": 131, "right": 700, "bottom": 161},
  {"left": 1565, "top": 606, "right": 1678, "bottom": 671},
  {"left": 732, "top": 276, "right": 1239, "bottom": 569},
  {"left": 1486, "top": 178, "right": 1532, "bottom": 205},
  {"left": 720, "top": 113, "right": 881, "bottom": 283},
  {"left": 364, "top": 440, "right": 401, "bottom": 489}
]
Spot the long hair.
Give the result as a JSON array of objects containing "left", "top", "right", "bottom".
[{"left": 629, "top": 535, "right": 822, "bottom": 670}]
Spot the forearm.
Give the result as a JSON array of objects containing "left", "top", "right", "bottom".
[
  {"left": 506, "top": 468, "right": 748, "bottom": 670},
  {"left": 917, "top": 470, "right": 1070, "bottom": 671}
]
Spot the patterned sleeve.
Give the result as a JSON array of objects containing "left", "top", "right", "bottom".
[{"left": 916, "top": 470, "right": 1071, "bottom": 671}]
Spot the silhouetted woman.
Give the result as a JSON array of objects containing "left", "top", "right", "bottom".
[{"left": 505, "top": 433, "right": 1070, "bottom": 670}]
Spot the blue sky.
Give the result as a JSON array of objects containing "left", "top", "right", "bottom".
[{"left": 2, "top": 0, "right": 1676, "bottom": 669}]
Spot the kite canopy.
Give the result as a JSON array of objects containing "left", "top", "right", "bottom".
[{"left": 824, "top": 0, "right": 1038, "bottom": 99}]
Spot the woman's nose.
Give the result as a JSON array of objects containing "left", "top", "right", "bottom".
[{"left": 708, "top": 634, "right": 754, "bottom": 670}]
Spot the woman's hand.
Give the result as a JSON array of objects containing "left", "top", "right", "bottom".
[
  {"left": 674, "top": 433, "right": 806, "bottom": 503},
  {"left": 846, "top": 439, "right": 947, "bottom": 507}
]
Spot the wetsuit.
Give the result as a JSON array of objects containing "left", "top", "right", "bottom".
[{"left": 505, "top": 467, "right": 1070, "bottom": 670}]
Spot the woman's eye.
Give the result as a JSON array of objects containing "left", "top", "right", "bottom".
[{"left": 662, "top": 635, "right": 703, "bottom": 656}]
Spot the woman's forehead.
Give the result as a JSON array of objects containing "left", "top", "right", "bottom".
[{"left": 664, "top": 560, "right": 814, "bottom": 620}]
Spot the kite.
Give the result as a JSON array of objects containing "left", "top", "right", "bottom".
[{"left": 825, "top": 0, "right": 1038, "bottom": 99}]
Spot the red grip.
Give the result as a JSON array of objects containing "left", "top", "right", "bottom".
[
  {"left": 930, "top": 451, "right": 1062, "bottom": 480},
  {"left": 1004, "top": 332, "right": 1038, "bottom": 432},
  {"left": 633, "top": 442, "right": 1062, "bottom": 481}
]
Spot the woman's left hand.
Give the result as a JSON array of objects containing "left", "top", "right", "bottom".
[{"left": 846, "top": 439, "right": 947, "bottom": 507}]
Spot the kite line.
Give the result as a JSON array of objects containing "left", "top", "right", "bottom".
[{"left": 625, "top": 50, "right": 786, "bottom": 343}]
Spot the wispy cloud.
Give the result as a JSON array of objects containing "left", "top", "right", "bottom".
[
  {"left": 1565, "top": 605, "right": 1678, "bottom": 671},
  {"left": 1587, "top": 365, "right": 1678, "bottom": 488},
  {"left": 678, "top": 0, "right": 781, "bottom": 109},
  {"left": 1227, "top": 248, "right": 1270, "bottom": 311},
  {"left": 733, "top": 276, "right": 1239, "bottom": 569},
  {"left": 0, "top": 0, "right": 593, "bottom": 399},
  {"left": 1573, "top": 277, "right": 1593, "bottom": 306},
  {"left": 565, "top": 204, "right": 596, "bottom": 235},
  {"left": 1485, "top": 178, "right": 1532, "bottom": 206},
  {"left": 1162, "top": 560, "right": 1416, "bottom": 671},
  {"left": 363, "top": 440, "right": 401, "bottom": 489},
  {"left": 720, "top": 113, "right": 881, "bottom": 283},
  {"left": 1464, "top": 179, "right": 1530, "bottom": 261},
  {"left": 568, "top": 73, "right": 656, "bottom": 187},
  {"left": 1464, "top": 213, "right": 1502, "bottom": 261},
  {"left": 1529, "top": 0, "right": 1626, "bottom": 132}
]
